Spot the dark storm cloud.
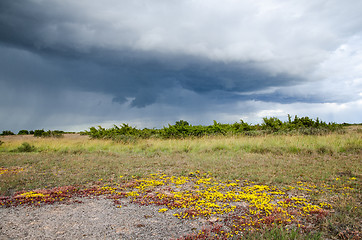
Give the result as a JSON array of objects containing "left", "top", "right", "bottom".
[
  {"left": 0, "top": 1, "right": 80, "bottom": 56},
  {"left": 0, "top": 0, "right": 301, "bottom": 108},
  {"left": 0, "top": 44, "right": 300, "bottom": 108}
]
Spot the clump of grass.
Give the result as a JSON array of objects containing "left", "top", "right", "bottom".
[
  {"left": 112, "top": 135, "right": 138, "bottom": 144},
  {"left": 316, "top": 146, "right": 334, "bottom": 155},
  {"left": 243, "top": 226, "right": 322, "bottom": 239},
  {"left": 339, "top": 141, "right": 362, "bottom": 154},
  {"left": 12, "top": 142, "right": 36, "bottom": 153}
]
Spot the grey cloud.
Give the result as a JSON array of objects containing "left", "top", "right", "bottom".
[
  {"left": 0, "top": 44, "right": 301, "bottom": 108},
  {"left": 1, "top": 0, "right": 361, "bottom": 132},
  {"left": 2, "top": 1, "right": 361, "bottom": 73}
]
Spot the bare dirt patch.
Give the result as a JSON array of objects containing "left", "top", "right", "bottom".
[{"left": 0, "top": 197, "right": 203, "bottom": 240}]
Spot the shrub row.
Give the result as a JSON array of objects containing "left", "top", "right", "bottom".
[
  {"left": 0, "top": 130, "right": 15, "bottom": 136},
  {"left": 82, "top": 115, "right": 343, "bottom": 142},
  {"left": 0, "top": 130, "right": 64, "bottom": 137},
  {"left": 33, "top": 130, "right": 64, "bottom": 138}
]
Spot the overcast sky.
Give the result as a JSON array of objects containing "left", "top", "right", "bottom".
[{"left": 1, "top": 0, "right": 362, "bottom": 132}]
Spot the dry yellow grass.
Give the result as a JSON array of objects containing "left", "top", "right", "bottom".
[
  {"left": 0, "top": 128, "right": 360, "bottom": 191},
  {"left": 1, "top": 130, "right": 361, "bottom": 156}
]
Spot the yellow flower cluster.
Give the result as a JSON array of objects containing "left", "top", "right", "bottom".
[
  {"left": 117, "top": 172, "right": 330, "bottom": 229},
  {"left": 19, "top": 191, "right": 47, "bottom": 198},
  {"left": 1, "top": 186, "right": 79, "bottom": 207},
  {"left": 0, "top": 167, "right": 24, "bottom": 175},
  {"left": 158, "top": 208, "right": 168, "bottom": 213}
]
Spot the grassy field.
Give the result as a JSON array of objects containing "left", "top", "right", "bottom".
[{"left": 0, "top": 126, "right": 361, "bottom": 239}]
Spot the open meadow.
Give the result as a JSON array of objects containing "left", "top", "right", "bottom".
[{"left": 0, "top": 126, "right": 361, "bottom": 239}]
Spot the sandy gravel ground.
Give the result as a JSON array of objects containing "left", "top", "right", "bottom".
[{"left": 0, "top": 197, "right": 204, "bottom": 240}]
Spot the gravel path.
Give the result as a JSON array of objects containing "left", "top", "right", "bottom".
[{"left": 0, "top": 197, "right": 205, "bottom": 240}]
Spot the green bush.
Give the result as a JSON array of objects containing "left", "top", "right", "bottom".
[
  {"left": 41, "top": 131, "right": 51, "bottom": 137},
  {"left": 14, "top": 142, "right": 36, "bottom": 152},
  {"left": 18, "top": 130, "right": 29, "bottom": 135},
  {"left": 34, "top": 129, "right": 45, "bottom": 137},
  {"left": 1, "top": 130, "right": 15, "bottom": 136},
  {"left": 262, "top": 117, "right": 283, "bottom": 132},
  {"left": 43, "top": 130, "right": 64, "bottom": 138}
]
